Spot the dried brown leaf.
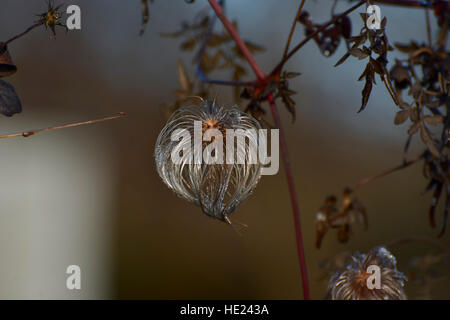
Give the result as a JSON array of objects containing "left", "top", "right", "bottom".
[
  {"left": 335, "top": 52, "right": 350, "bottom": 67},
  {"left": 177, "top": 59, "right": 192, "bottom": 93},
  {"left": 349, "top": 47, "right": 369, "bottom": 60},
  {"left": 180, "top": 37, "right": 197, "bottom": 51},
  {"left": 394, "top": 41, "right": 420, "bottom": 53},
  {"left": 139, "top": 0, "right": 152, "bottom": 36},
  {"left": 419, "top": 123, "right": 440, "bottom": 158},
  {"left": 0, "top": 80, "right": 22, "bottom": 117},
  {"left": 394, "top": 109, "right": 410, "bottom": 125},
  {"left": 0, "top": 44, "right": 17, "bottom": 78},
  {"left": 424, "top": 115, "right": 444, "bottom": 126},
  {"left": 359, "top": 75, "right": 373, "bottom": 112}
]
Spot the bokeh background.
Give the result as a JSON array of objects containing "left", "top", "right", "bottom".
[{"left": 0, "top": 0, "right": 448, "bottom": 299}]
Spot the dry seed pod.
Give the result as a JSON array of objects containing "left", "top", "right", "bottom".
[
  {"left": 327, "top": 246, "right": 407, "bottom": 300},
  {"left": 0, "top": 44, "right": 17, "bottom": 78},
  {"left": 154, "top": 101, "right": 262, "bottom": 222}
]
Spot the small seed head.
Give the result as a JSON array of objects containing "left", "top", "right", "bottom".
[{"left": 155, "top": 101, "right": 262, "bottom": 222}]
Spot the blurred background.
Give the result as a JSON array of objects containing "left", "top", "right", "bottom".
[{"left": 0, "top": 0, "right": 448, "bottom": 299}]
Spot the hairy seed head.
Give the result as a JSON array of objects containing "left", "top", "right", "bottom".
[
  {"left": 154, "top": 101, "right": 262, "bottom": 222},
  {"left": 327, "top": 246, "right": 408, "bottom": 300}
]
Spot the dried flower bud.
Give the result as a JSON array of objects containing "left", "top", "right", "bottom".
[
  {"left": 154, "top": 101, "right": 262, "bottom": 222},
  {"left": 327, "top": 246, "right": 407, "bottom": 300},
  {"left": 37, "top": 1, "right": 67, "bottom": 36},
  {"left": 0, "top": 44, "right": 17, "bottom": 78}
]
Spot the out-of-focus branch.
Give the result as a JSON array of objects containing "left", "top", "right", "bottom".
[
  {"left": 282, "top": 0, "right": 306, "bottom": 59},
  {"left": 0, "top": 112, "right": 127, "bottom": 139},
  {"left": 273, "top": 0, "right": 366, "bottom": 73},
  {"left": 353, "top": 154, "right": 424, "bottom": 190},
  {"left": 384, "top": 235, "right": 450, "bottom": 254},
  {"left": 196, "top": 0, "right": 257, "bottom": 87},
  {"left": 1, "top": 22, "right": 43, "bottom": 50},
  {"left": 208, "top": 0, "right": 265, "bottom": 81}
]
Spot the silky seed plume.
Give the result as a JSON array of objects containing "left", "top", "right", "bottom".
[{"left": 154, "top": 101, "right": 263, "bottom": 222}]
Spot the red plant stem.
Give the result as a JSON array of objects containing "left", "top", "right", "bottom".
[
  {"left": 196, "top": 4, "right": 257, "bottom": 87},
  {"left": 353, "top": 154, "right": 423, "bottom": 190},
  {"left": 267, "top": 93, "right": 310, "bottom": 300},
  {"left": 207, "top": 0, "right": 265, "bottom": 81},
  {"left": 207, "top": 0, "right": 310, "bottom": 300}
]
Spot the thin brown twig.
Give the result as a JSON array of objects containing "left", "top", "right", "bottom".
[
  {"left": 1, "top": 22, "right": 43, "bottom": 49},
  {"left": 0, "top": 112, "right": 127, "bottom": 139},
  {"left": 425, "top": 7, "right": 432, "bottom": 48},
  {"left": 353, "top": 154, "right": 424, "bottom": 190},
  {"left": 272, "top": 0, "right": 366, "bottom": 73},
  {"left": 282, "top": 0, "right": 306, "bottom": 59}
]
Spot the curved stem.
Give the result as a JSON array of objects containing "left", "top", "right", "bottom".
[
  {"left": 272, "top": 0, "right": 366, "bottom": 73},
  {"left": 353, "top": 154, "right": 423, "bottom": 190},
  {"left": 207, "top": 0, "right": 310, "bottom": 299},
  {"left": 2, "top": 22, "right": 43, "bottom": 48},
  {"left": 207, "top": 0, "right": 265, "bottom": 81},
  {"left": 195, "top": 8, "right": 257, "bottom": 87},
  {"left": 282, "top": 0, "right": 306, "bottom": 59},
  {"left": 267, "top": 93, "right": 310, "bottom": 300},
  {"left": 0, "top": 112, "right": 126, "bottom": 139}
]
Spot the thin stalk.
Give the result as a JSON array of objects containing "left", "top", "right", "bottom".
[
  {"left": 273, "top": 0, "right": 366, "bottom": 73},
  {"left": 353, "top": 154, "right": 423, "bottom": 190},
  {"left": 384, "top": 235, "right": 450, "bottom": 254},
  {"left": 372, "top": 0, "right": 440, "bottom": 8},
  {"left": 207, "top": 0, "right": 265, "bottom": 81},
  {"left": 196, "top": 73, "right": 256, "bottom": 86},
  {"left": 207, "top": 0, "right": 310, "bottom": 299},
  {"left": 267, "top": 93, "right": 310, "bottom": 300},
  {"left": 196, "top": 0, "right": 252, "bottom": 86},
  {"left": 2, "top": 22, "right": 43, "bottom": 48},
  {"left": 0, "top": 112, "right": 126, "bottom": 139},
  {"left": 282, "top": 0, "right": 306, "bottom": 59},
  {"left": 425, "top": 7, "right": 432, "bottom": 48}
]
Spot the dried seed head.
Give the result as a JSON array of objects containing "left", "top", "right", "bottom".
[
  {"left": 154, "top": 101, "right": 262, "bottom": 222},
  {"left": 38, "top": 1, "right": 67, "bottom": 36},
  {"left": 327, "top": 246, "right": 408, "bottom": 300},
  {"left": 0, "top": 44, "right": 17, "bottom": 78}
]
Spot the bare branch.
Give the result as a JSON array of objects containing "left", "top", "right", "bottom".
[{"left": 0, "top": 112, "right": 127, "bottom": 139}]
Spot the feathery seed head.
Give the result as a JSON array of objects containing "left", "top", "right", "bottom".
[
  {"left": 155, "top": 101, "right": 263, "bottom": 222},
  {"left": 327, "top": 246, "right": 408, "bottom": 300}
]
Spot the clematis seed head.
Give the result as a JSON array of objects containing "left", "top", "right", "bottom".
[
  {"left": 327, "top": 246, "right": 408, "bottom": 300},
  {"left": 154, "top": 101, "right": 263, "bottom": 223}
]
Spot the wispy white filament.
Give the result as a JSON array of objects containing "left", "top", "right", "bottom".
[
  {"left": 328, "top": 246, "right": 407, "bottom": 300},
  {"left": 154, "top": 101, "right": 262, "bottom": 221}
]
